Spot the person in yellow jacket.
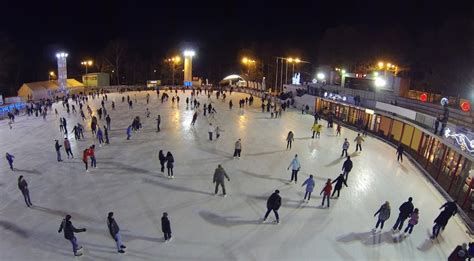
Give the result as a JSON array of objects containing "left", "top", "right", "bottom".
[
  {"left": 311, "top": 123, "right": 323, "bottom": 139},
  {"left": 354, "top": 133, "right": 365, "bottom": 152}
]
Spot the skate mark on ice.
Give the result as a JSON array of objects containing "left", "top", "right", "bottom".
[
  {"left": 199, "top": 211, "right": 261, "bottom": 227},
  {"left": 0, "top": 220, "right": 29, "bottom": 238},
  {"left": 238, "top": 169, "right": 288, "bottom": 183},
  {"left": 15, "top": 168, "right": 42, "bottom": 175},
  {"left": 142, "top": 177, "right": 214, "bottom": 196}
]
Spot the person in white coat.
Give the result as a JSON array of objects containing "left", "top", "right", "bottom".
[
  {"left": 287, "top": 154, "right": 301, "bottom": 184},
  {"left": 208, "top": 123, "right": 215, "bottom": 141}
]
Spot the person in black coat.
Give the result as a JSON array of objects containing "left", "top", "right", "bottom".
[
  {"left": 392, "top": 197, "right": 414, "bottom": 231},
  {"left": 58, "top": 215, "right": 86, "bottom": 256},
  {"left": 331, "top": 174, "right": 348, "bottom": 198},
  {"left": 55, "top": 140, "right": 63, "bottom": 162},
  {"left": 431, "top": 210, "right": 450, "bottom": 239},
  {"left": 342, "top": 156, "right": 353, "bottom": 181},
  {"left": 263, "top": 190, "right": 281, "bottom": 224},
  {"left": 158, "top": 150, "right": 166, "bottom": 173},
  {"left": 107, "top": 212, "right": 126, "bottom": 253},
  {"left": 161, "top": 212, "right": 172, "bottom": 241},
  {"left": 396, "top": 144, "right": 404, "bottom": 162},
  {"left": 165, "top": 152, "right": 174, "bottom": 178},
  {"left": 18, "top": 176, "right": 32, "bottom": 207}
]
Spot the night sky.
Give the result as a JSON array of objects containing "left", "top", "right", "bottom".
[{"left": 1, "top": 0, "right": 473, "bottom": 84}]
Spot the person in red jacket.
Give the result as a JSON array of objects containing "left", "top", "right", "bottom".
[
  {"left": 89, "top": 145, "right": 97, "bottom": 168},
  {"left": 320, "top": 179, "right": 333, "bottom": 208},
  {"left": 82, "top": 149, "right": 89, "bottom": 172}
]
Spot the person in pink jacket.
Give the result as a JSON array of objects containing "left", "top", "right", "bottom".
[{"left": 403, "top": 208, "right": 419, "bottom": 235}]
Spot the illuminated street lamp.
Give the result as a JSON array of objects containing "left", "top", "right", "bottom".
[
  {"left": 317, "top": 72, "right": 325, "bottom": 80},
  {"left": 166, "top": 56, "right": 181, "bottom": 86},
  {"left": 49, "top": 71, "right": 56, "bottom": 80},
  {"left": 81, "top": 60, "right": 93, "bottom": 74},
  {"left": 374, "top": 77, "right": 387, "bottom": 87},
  {"left": 287, "top": 57, "right": 301, "bottom": 77}
]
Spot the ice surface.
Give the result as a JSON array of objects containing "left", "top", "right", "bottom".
[{"left": 0, "top": 91, "right": 470, "bottom": 260}]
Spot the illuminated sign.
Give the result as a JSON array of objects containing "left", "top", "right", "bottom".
[{"left": 444, "top": 128, "right": 474, "bottom": 154}]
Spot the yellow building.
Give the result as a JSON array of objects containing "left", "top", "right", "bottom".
[{"left": 18, "top": 79, "right": 84, "bottom": 100}]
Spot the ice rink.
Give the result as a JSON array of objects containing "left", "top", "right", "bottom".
[{"left": 0, "top": 90, "right": 470, "bottom": 260}]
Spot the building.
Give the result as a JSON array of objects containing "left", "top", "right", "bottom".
[
  {"left": 82, "top": 73, "right": 110, "bottom": 87},
  {"left": 18, "top": 79, "right": 84, "bottom": 100}
]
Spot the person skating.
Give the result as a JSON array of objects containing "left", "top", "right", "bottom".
[
  {"left": 166, "top": 152, "right": 174, "bottom": 178},
  {"left": 396, "top": 143, "right": 404, "bottom": 162},
  {"left": 97, "top": 127, "right": 104, "bottom": 146},
  {"left": 89, "top": 145, "right": 97, "bottom": 168},
  {"left": 286, "top": 131, "right": 294, "bottom": 149},
  {"left": 336, "top": 124, "right": 342, "bottom": 136},
  {"left": 55, "top": 140, "right": 63, "bottom": 162},
  {"left": 403, "top": 208, "right": 419, "bottom": 236},
  {"left": 82, "top": 149, "right": 89, "bottom": 172},
  {"left": 126, "top": 125, "right": 132, "bottom": 140},
  {"left": 213, "top": 164, "right": 230, "bottom": 196},
  {"left": 320, "top": 179, "right": 332, "bottom": 208},
  {"left": 301, "top": 175, "right": 315, "bottom": 201},
  {"left": 373, "top": 201, "right": 391, "bottom": 232},
  {"left": 229, "top": 100, "right": 233, "bottom": 110},
  {"left": 208, "top": 123, "right": 215, "bottom": 141},
  {"left": 341, "top": 156, "right": 353, "bottom": 181},
  {"left": 107, "top": 212, "right": 126, "bottom": 254},
  {"left": 6, "top": 152, "right": 15, "bottom": 170},
  {"left": 263, "top": 190, "right": 281, "bottom": 224},
  {"left": 18, "top": 176, "right": 32, "bottom": 207},
  {"left": 191, "top": 111, "right": 198, "bottom": 126},
  {"left": 233, "top": 139, "right": 242, "bottom": 159},
  {"left": 156, "top": 115, "right": 161, "bottom": 132},
  {"left": 106, "top": 114, "right": 111, "bottom": 130},
  {"left": 161, "top": 212, "right": 172, "bottom": 241},
  {"left": 354, "top": 134, "right": 365, "bottom": 152},
  {"left": 64, "top": 138, "right": 73, "bottom": 158},
  {"left": 392, "top": 197, "right": 414, "bottom": 232},
  {"left": 331, "top": 174, "right": 348, "bottom": 198},
  {"left": 437, "top": 200, "right": 458, "bottom": 229},
  {"left": 311, "top": 123, "right": 321, "bottom": 139},
  {"left": 287, "top": 154, "right": 301, "bottom": 184},
  {"left": 215, "top": 126, "right": 222, "bottom": 139},
  {"left": 158, "top": 150, "right": 166, "bottom": 173},
  {"left": 58, "top": 215, "right": 87, "bottom": 257},
  {"left": 431, "top": 210, "right": 449, "bottom": 239},
  {"left": 104, "top": 125, "right": 110, "bottom": 144},
  {"left": 341, "top": 138, "right": 350, "bottom": 157}
]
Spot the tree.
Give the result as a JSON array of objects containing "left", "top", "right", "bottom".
[
  {"left": 0, "top": 34, "right": 22, "bottom": 96},
  {"left": 101, "top": 39, "right": 127, "bottom": 85}
]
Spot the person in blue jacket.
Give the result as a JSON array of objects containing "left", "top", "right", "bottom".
[
  {"left": 126, "top": 125, "right": 132, "bottom": 140},
  {"left": 5, "top": 152, "right": 15, "bottom": 170},
  {"left": 302, "top": 175, "right": 315, "bottom": 201},
  {"left": 287, "top": 154, "right": 301, "bottom": 184}
]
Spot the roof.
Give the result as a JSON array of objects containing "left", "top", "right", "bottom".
[
  {"left": 21, "top": 79, "right": 84, "bottom": 91},
  {"left": 222, "top": 74, "right": 246, "bottom": 81}
]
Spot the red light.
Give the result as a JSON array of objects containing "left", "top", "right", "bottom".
[
  {"left": 420, "top": 93, "right": 428, "bottom": 102},
  {"left": 461, "top": 101, "right": 471, "bottom": 112}
]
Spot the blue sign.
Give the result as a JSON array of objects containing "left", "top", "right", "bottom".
[{"left": 184, "top": 81, "right": 192, "bottom": 87}]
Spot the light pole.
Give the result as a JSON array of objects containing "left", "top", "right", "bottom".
[
  {"left": 183, "top": 50, "right": 195, "bottom": 86},
  {"left": 166, "top": 56, "right": 181, "bottom": 86},
  {"left": 81, "top": 60, "right": 93, "bottom": 74},
  {"left": 55, "top": 52, "right": 68, "bottom": 93},
  {"left": 49, "top": 71, "right": 56, "bottom": 80},
  {"left": 241, "top": 57, "right": 256, "bottom": 77}
]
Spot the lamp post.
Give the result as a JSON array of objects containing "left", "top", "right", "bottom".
[
  {"left": 166, "top": 56, "right": 181, "bottom": 86},
  {"left": 55, "top": 52, "right": 68, "bottom": 93},
  {"left": 241, "top": 57, "right": 256, "bottom": 77},
  {"left": 49, "top": 71, "right": 55, "bottom": 80},
  {"left": 81, "top": 60, "right": 93, "bottom": 74}
]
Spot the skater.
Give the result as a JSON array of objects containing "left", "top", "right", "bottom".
[
  {"left": 263, "top": 190, "right": 281, "bottom": 224},
  {"left": 6, "top": 152, "right": 15, "bottom": 170},
  {"left": 229, "top": 100, "right": 233, "bottom": 110},
  {"left": 126, "top": 125, "right": 132, "bottom": 140},
  {"left": 341, "top": 138, "right": 350, "bottom": 157},
  {"left": 392, "top": 197, "right": 414, "bottom": 231},
  {"left": 331, "top": 174, "right": 348, "bottom": 198},
  {"left": 166, "top": 152, "right": 174, "bottom": 178},
  {"left": 311, "top": 122, "right": 318, "bottom": 139},
  {"left": 107, "top": 212, "right": 126, "bottom": 253},
  {"left": 286, "top": 131, "right": 294, "bottom": 149},
  {"left": 208, "top": 123, "right": 215, "bottom": 141},
  {"left": 104, "top": 125, "right": 109, "bottom": 144},
  {"left": 233, "top": 139, "right": 242, "bottom": 159},
  {"left": 156, "top": 115, "right": 161, "bottom": 132},
  {"left": 97, "top": 127, "right": 104, "bottom": 146},
  {"left": 438, "top": 200, "right": 458, "bottom": 228},
  {"left": 287, "top": 154, "right": 301, "bottom": 184},
  {"left": 301, "top": 175, "right": 315, "bottom": 201},
  {"left": 106, "top": 115, "right": 111, "bottom": 130},
  {"left": 215, "top": 126, "right": 222, "bottom": 139},
  {"left": 55, "top": 140, "right": 63, "bottom": 162},
  {"left": 320, "top": 179, "right": 333, "bottom": 208},
  {"left": 336, "top": 124, "right": 341, "bottom": 136},
  {"left": 431, "top": 211, "right": 449, "bottom": 239},
  {"left": 58, "top": 215, "right": 87, "bottom": 257},
  {"left": 64, "top": 138, "right": 73, "bottom": 158},
  {"left": 213, "top": 164, "right": 230, "bottom": 196},
  {"left": 354, "top": 134, "right": 364, "bottom": 152},
  {"left": 373, "top": 201, "right": 391, "bottom": 231},
  {"left": 161, "top": 212, "right": 172, "bottom": 241},
  {"left": 341, "top": 156, "right": 353, "bottom": 181},
  {"left": 159, "top": 150, "right": 166, "bottom": 173},
  {"left": 403, "top": 208, "right": 419, "bottom": 235},
  {"left": 82, "top": 149, "right": 89, "bottom": 172},
  {"left": 89, "top": 145, "right": 97, "bottom": 168},
  {"left": 18, "top": 176, "right": 32, "bottom": 207},
  {"left": 396, "top": 144, "right": 404, "bottom": 162},
  {"left": 191, "top": 111, "right": 198, "bottom": 126}
]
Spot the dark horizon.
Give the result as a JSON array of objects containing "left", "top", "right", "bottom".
[{"left": 0, "top": 0, "right": 473, "bottom": 97}]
